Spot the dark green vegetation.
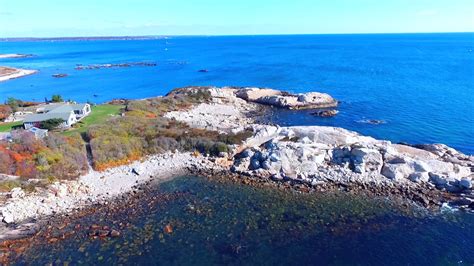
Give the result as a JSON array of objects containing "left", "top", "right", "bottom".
[
  {"left": 0, "top": 88, "right": 252, "bottom": 178},
  {"left": 40, "top": 118, "right": 65, "bottom": 130},
  {"left": 51, "top": 95, "right": 64, "bottom": 103},
  {"left": 9, "top": 176, "right": 474, "bottom": 265}
]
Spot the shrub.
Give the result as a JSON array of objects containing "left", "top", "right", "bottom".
[
  {"left": 40, "top": 118, "right": 65, "bottom": 130},
  {"left": 51, "top": 94, "right": 64, "bottom": 103}
]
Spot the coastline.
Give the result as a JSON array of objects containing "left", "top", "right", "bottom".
[
  {"left": 0, "top": 86, "right": 472, "bottom": 242},
  {"left": 0, "top": 152, "right": 221, "bottom": 231},
  {"left": 0, "top": 67, "right": 37, "bottom": 82}
]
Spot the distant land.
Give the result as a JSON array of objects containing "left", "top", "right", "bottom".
[
  {"left": 0, "top": 36, "right": 167, "bottom": 42},
  {"left": 2, "top": 32, "right": 473, "bottom": 42}
]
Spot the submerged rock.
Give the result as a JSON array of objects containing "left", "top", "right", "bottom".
[
  {"left": 311, "top": 109, "right": 339, "bottom": 117},
  {"left": 52, "top": 73, "right": 68, "bottom": 78},
  {"left": 357, "top": 119, "right": 386, "bottom": 125}
]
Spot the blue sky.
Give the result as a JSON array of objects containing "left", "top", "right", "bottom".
[{"left": 0, "top": 0, "right": 473, "bottom": 37}]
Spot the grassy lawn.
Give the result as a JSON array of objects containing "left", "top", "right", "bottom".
[
  {"left": 0, "top": 121, "right": 22, "bottom": 132},
  {"left": 62, "top": 104, "right": 124, "bottom": 136}
]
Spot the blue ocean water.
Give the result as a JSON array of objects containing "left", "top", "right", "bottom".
[
  {"left": 0, "top": 33, "right": 473, "bottom": 153},
  {"left": 14, "top": 176, "right": 474, "bottom": 265}
]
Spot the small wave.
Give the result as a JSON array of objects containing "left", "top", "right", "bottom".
[{"left": 440, "top": 202, "right": 460, "bottom": 213}]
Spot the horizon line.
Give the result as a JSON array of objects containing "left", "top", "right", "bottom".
[{"left": 1, "top": 31, "right": 473, "bottom": 40}]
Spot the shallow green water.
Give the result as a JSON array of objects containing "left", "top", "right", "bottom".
[{"left": 14, "top": 176, "right": 474, "bottom": 265}]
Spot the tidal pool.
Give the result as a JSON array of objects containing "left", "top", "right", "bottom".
[{"left": 13, "top": 176, "right": 474, "bottom": 265}]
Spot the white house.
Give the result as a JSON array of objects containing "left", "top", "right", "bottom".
[{"left": 24, "top": 103, "right": 91, "bottom": 129}]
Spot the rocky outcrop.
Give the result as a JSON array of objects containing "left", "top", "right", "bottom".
[
  {"left": 164, "top": 87, "right": 258, "bottom": 133},
  {"left": 74, "top": 62, "right": 157, "bottom": 70},
  {"left": 235, "top": 87, "right": 338, "bottom": 109},
  {"left": 232, "top": 125, "right": 473, "bottom": 198}
]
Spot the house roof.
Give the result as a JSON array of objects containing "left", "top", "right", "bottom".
[
  {"left": 42, "top": 103, "right": 89, "bottom": 113},
  {"left": 71, "top": 103, "right": 89, "bottom": 110},
  {"left": 24, "top": 112, "right": 74, "bottom": 123},
  {"left": 28, "top": 127, "right": 48, "bottom": 134},
  {"left": 48, "top": 105, "right": 75, "bottom": 114}
]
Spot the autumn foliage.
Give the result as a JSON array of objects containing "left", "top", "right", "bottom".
[
  {"left": 0, "top": 131, "right": 88, "bottom": 179},
  {"left": 0, "top": 105, "right": 12, "bottom": 121},
  {"left": 0, "top": 87, "right": 252, "bottom": 179}
]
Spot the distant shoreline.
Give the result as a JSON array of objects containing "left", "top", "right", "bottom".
[{"left": 0, "top": 32, "right": 473, "bottom": 42}]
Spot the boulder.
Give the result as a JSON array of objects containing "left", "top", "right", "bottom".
[
  {"left": 459, "top": 178, "right": 472, "bottom": 189},
  {"left": 350, "top": 147, "right": 383, "bottom": 174},
  {"left": 408, "top": 172, "right": 430, "bottom": 183},
  {"left": 269, "top": 153, "right": 280, "bottom": 162},
  {"left": 296, "top": 92, "right": 338, "bottom": 109},
  {"left": 235, "top": 88, "right": 281, "bottom": 101},
  {"left": 240, "top": 149, "right": 254, "bottom": 158},
  {"left": 381, "top": 163, "right": 413, "bottom": 180},
  {"left": 428, "top": 173, "right": 449, "bottom": 187},
  {"left": 10, "top": 187, "right": 25, "bottom": 199},
  {"left": 249, "top": 159, "right": 261, "bottom": 170},
  {"left": 261, "top": 160, "right": 272, "bottom": 170},
  {"left": 2, "top": 211, "right": 14, "bottom": 224}
]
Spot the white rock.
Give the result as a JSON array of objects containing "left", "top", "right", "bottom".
[
  {"left": 408, "top": 172, "right": 430, "bottom": 183},
  {"left": 381, "top": 163, "right": 413, "bottom": 180},
  {"left": 3, "top": 211, "right": 15, "bottom": 224},
  {"left": 11, "top": 187, "right": 26, "bottom": 199}
]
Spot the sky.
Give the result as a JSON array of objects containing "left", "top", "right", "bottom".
[{"left": 0, "top": 0, "right": 473, "bottom": 37}]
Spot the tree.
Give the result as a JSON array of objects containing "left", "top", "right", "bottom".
[
  {"left": 6, "top": 97, "right": 22, "bottom": 112},
  {"left": 40, "top": 118, "right": 65, "bottom": 130},
  {"left": 51, "top": 95, "right": 64, "bottom": 103}
]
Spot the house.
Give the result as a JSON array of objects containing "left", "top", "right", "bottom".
[{"left": 23, "top": 103, "right": 91, "bottom": 129}]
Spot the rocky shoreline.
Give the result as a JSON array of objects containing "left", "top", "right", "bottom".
[
  {"left": 0, "top": 86, "right": 472, "bottom": 243},
  {"left": 165, "top": 87, "right": 474, "bottom": 209}
]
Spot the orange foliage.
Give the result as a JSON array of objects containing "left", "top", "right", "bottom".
[
  {"left": 94, "top": 153, "right": 142, "bottom": 172},
  {"left": 145, "top": 113, "right": 157, "bottom": 118}
]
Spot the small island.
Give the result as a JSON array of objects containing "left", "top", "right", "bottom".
[
  {"left": 0, "top": 66, "right": 37, "bottom": 82},
  {"left": 0, "top": 54, "right": 37, "bottom": 82},
  {"left": 0, "top": 54, "right": 34, "bottom": 59}
]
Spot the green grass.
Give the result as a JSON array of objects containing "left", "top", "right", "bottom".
[
  {"left": 62, "top": 104, "right": 124, "bottom": 136},
  {"left": 0, "top": 121, "right": 22, "bottom": 132}
]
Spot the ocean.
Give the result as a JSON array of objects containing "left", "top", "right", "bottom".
[
  {"left": 0, "top": 33, "right": 473, "bottom": 154},
  {"left": 13, "top": 176, "right": 474, "bottom": 265}
]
